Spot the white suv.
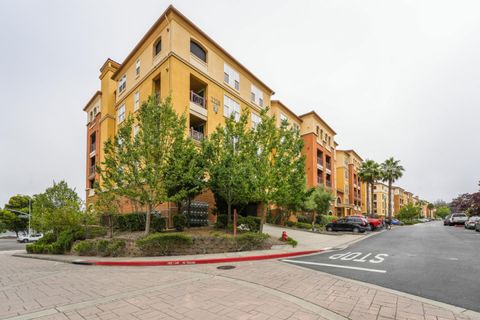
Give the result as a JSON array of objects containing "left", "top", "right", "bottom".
[
  {"left": 449, "top": 213, "right": 468, "bottom": 226},
  {"left": 17, "top": 233, "right": 43, "bottom": 243}
]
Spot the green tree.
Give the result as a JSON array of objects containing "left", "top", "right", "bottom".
[
  {"left": 32, "top": 181, "right": 84, "bottom": 236},
  {"left": 164, "top": 132, "right": 206, "bottom": 224},
  {"left": 5, "top": 195, "right": 32, "bottom": 213},
  {"left": 303, "top": 186, "right": 335, "bottom": 230},
  {"left": 98, "top": 96, "right": 187, "bottom": 234},
  {"left": 435, "top": 206, "right": 451, "bottom": 219},
  {"left": 0, "top": 209, "right": 28, "bottom": 236},
  {"left": 397, "top": 204, "right": 420, "bottom": 221},
  {"left": 251, "top": 109, "right": 279, "bottom": 231},
  {"left": 358, "top": 160, "right": 382, "bottom": 216},
  {"left": 380, "top": 157, "right": 405, "bottom": 219},
  {"left": 203, "top": 111, "right": 256, "bottom": 225},
  {"left": 270, "top": 120, "right": 306, "bottom": 228},
  {"left": 427, "top": 203, "right": 434, "bottom": 218}
]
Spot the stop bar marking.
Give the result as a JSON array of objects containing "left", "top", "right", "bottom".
[{"left": 282, "top": 259, "right": 387, "bottom": 273}]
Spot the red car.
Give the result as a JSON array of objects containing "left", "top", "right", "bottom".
[{"left": 351, "top": 215, "right": 382, "bottom": 230}]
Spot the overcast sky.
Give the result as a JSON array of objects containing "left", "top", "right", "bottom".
[{"left": 1, "top": 0, "right": 479, "bottom": 206}]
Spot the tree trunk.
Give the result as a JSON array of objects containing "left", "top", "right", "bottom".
[
  {"left": 259, "top": 203, "right": 267, "bottom": 233},
  {"left": 145, "top": 204, "right": 152, "bottom": 235},
  {"left": 366, "top": 182, "right": 370, "bottom": 216},
  {"left": 388, "top": 181, "right": 392, "bottom": 219},
  {"left": 371, "top": 183, "right": 375, "bottom": 217},
  {"left": 227, "top": 202, "right": 232, "bottom": 227}
]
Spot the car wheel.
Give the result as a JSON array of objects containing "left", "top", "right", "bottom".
[
  {"left": 353, "top": 227, "right": 360, "bottom": 233},
  {"left": 23, "top": 239, "right": 28, "bottom": 243},
  {"left": 326, "top": 227, "right": 333, "bottom": 232}
]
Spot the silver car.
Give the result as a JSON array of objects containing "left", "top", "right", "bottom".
[
  {"left": 465, "top": 216, "right": 480, "bottom": 229},
  {"left": 449, "top": 213, "right": 468, "bottom": 225}
]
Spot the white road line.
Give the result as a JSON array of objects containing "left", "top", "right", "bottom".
[{"left": 282, "top": 259, "right": 387, "bottom": 273}]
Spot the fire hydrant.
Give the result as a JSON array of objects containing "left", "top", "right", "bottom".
[{"left": 282, "top": 231, "right": 288, "bottom": 241}]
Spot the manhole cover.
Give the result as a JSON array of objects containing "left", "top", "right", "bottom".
[{"left": 217, "top": 265, "right": 236, "bottom": 270}]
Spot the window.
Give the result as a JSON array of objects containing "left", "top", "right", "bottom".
[
  {"left": 320, "top": 129, "right": 324, "bottom": 140},
  {"left": 280, "top": 113, "right": 288, "bottom": 123},
  {"left": 251, "top": 113, "right": 261, "bottom": 129},
  {"left": 154, "top": 38, "right": 162, "bottom": 56},
  {"left": 293, "top": 123, "right": 299, "bottom": 131},
  {"left": 117, "top": 104, "right": 126, "bottom": 123},
  {"left": 190, "top": 40, "right": 206, "bottom": 62},
  {"left": 224, "top": 63, "right": 240, "bottom": 90},
  {"left": 135, "top": 59, "right": 140, "bottom": 76},
  {"left": 223, "top": 95, "right": 240, "bottom": 121},
  {"left": 134, "top": 91, "right": 140, "bottom": 111},
  {"left": 118, "top": 75, "right": 126, "bottom": 94},
  {"left": 251, "top": 85, "right": 263, "bottom": 106},
  {"left": 133, "top": 125, "right": 139, "bottom": 137}
]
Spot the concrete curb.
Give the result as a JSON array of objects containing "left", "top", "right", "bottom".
[{"left": 13, "top": 249, "right": 326, "bottom": 267}]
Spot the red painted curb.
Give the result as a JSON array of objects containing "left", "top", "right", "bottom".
[{"left": 84, "top": 249, "right": 325, "bottom": 267}]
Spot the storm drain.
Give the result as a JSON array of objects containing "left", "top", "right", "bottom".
[{"left": 217, "top": 265, "right": 236, "bottom": 270}]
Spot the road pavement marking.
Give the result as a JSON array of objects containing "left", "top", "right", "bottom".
[
  {"left": 282, "top": 259, "right": 387, "bottom": 273},
  {"left": 328, "top": 251, "right": 389, "bottom": 264}
]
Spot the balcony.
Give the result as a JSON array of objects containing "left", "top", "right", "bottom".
[
  {"left": 190, "top": 128, "right": 204, "bottom": 142},
  {"left": 190, "top": 91, "right": 206, "bottom": 108}
]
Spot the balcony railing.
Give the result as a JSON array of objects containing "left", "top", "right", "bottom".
[
  {"left": 90, "top": 143, "right": 96, "bottom": 153},
  {"left": 190, "top": 91, "right": 206, "bottom": 108},
  {"left": 190, "top": 128, "right": 205, "bottom": 141},
  {"left": 317, "top": 177, "right": 324, "bottom": 185}
]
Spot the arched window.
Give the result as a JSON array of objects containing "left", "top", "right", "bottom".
[
  {"left": 190, "top": 40, "right": 207, "bottom": 62},
  {"left": 154, "top": 38, "right": 162, "bottom": 56}
]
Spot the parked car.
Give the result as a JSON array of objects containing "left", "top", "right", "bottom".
[
  {"left": 17, "top": 233, "right": 43, "bottom": 243},
  {"left": 443, "top": 215, "right": 452, "bottom": 225},
  {"left": 391, "top": 219, "right": 404, "bottom": 225},
  {"left": 448, "top": 213, "right": 468, "bottom": 226},
  {"left": 351, "top": 215, "right": 382, "bottom": 230},
  {"left": 326, "top": 219, "right": 367, "bottom": 233},
  {"left": 345, "top": 216, "right": 370, "bottom": 229},
  {"left": 476, "top": 220, "right": 480, "bottom": 232},
  {"left": 465, "top": 216, "right": 480, "bottom": 229}
]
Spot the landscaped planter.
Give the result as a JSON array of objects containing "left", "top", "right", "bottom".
[{"left": 71, "top": 232, "right": 274, "bottom": 257}]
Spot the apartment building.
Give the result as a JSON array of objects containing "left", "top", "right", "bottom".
[
  {"left": 84, "top": 6, "right": 275, "bottom": 213},
  {"left": 393, "top": 186, "right": 405, "bottom": 214},
  {"left": 372, "top": 182, "right": 391, "bottom": 216},
  {"left": 300, "top": 112, "right": 337, "bottom": 192},
  {"left": 335, "top": 150, "right": 366, "bottom": 216}
]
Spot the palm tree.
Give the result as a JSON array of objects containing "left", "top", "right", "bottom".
[
  {"left": 380, "top": 157, "right": 405, "bottom": 219},
  {"left": 358, "top": 160, "right": 382, "bottom": 217}
]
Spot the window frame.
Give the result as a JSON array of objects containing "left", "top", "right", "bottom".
[
  {"left": 154, "top": 38, "right": 162, "bottom": 56},
  {"left": 117, "top": 104, "right": 126, "bottom": 123},
  {"left": 135, "top": 59, "right": 141, "bottom": 76},
  {"left": 134, "top": 91, "right": 140, "bottom": 111},
  {"left": 190, "top": 39, "right": 207, "bottom": 63}
]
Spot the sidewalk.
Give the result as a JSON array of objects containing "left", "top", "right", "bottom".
[
  {"left": 13, "top": 224, "right": 373, "bottom": 266},
  {"left": 1, "top": 253, "right": 478, "bottom": 320}
]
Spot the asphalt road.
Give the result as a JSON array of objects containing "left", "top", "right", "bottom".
[
  {"left": 0, "top": 239, "right": 25, "bottom": 251},
  {"left": 283, "top": 221, "right": 480, "bottom": 312}
]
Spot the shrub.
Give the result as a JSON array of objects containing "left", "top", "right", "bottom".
[
  {"left": 286, "top": 221, "right": 296, "bottom": 227},
  {"left": 36, "top": 232, "right": 56, "bottom": 245},
  {"left": 84, "top": 226, "right": 107, "bottom": 239},
  {"left": 173, "top": 214, "right": 187, "bottom": 231},
  {"left": 317, "top": 215, "right": 337, "bottom": 226},
  {"left": 96, "top": 239, "right": 110, "bottom": 257},
  {"left": 279, "top": 236, "right": 298, "bottom": 248},
  {"left": 296, "top": 222, "right": 313, "bottom": 229},
  {"left": 116, "top": 212, "right": 146, "bottom": 232},
  {"left": 108, "top": 240, "right": 126, "bottom": 257},
  {"left": 235, "top": 232, "right": 269, "bottom": 251},
  {"left": 237, "top": 216, "right": 261, "bottom": 232},
  {"left": 297, "top": 215, "right": 310, "bottom": 223},
  {"left": 214, "top": 215, "right": 228, "bottom": 229},
  {"left": 56, "top": 228, "right": 85, "bottom": 253},
  {"left": 151, "top": 214, "right": 166, "bottom": 232},
  {"left": 72, "top": 240, "right": 97, "bottom": 256},
  {"left": 136, "top": 233, "right": 193, "bottom": 256}
]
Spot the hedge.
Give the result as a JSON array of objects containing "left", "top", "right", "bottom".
[
  {"left": 215, "top": 215, "right": 261, "bottom": 232},
  {"left": 235, "top": 233, "right": 269, "bottom": 251},
  {"left": 102, "top": 212, "right": 166, "bottom": 232},
  {"left": 173, "top": 214, "right": 187, "bottom": 231},
  {"left": 136, "top": 233, "right": 193, "bottom": 256},
  {"left": 72, "top": 239, "right": 126, "bottom": 256}
]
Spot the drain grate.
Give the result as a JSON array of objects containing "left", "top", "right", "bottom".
[{"left": 217, "top": 265, "right": 236, "bottom": 270}]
